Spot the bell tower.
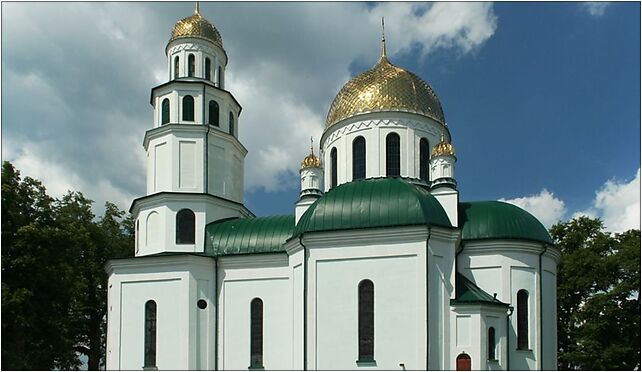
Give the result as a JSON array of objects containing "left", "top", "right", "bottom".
[{"left": 131, "top": 3, "right": 252, "bottom": 257}]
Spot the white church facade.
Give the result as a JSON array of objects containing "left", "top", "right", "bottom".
[{"left": 106, "top": 6, "right": 560, "bottom": 371}]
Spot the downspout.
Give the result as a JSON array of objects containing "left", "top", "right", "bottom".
[
  {"left": 425, "top": 227, "right": 431, "bottom": 369},
  {"left": 299, "top": 235, "right": 308, "bottom": 370},
  {"left": 538, "top": 245, "right": 548, "bottom": 370},
  {"left": 203, "top": 85, "right": 209, "bottom": 194},
  {"left": 506, "top": 305, "right": 514, "bottom": 370},
  {"left": 214, "top": 256, "right": 219, "bottom": 370}
]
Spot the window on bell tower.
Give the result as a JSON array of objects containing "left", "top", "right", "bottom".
[
  {"left": 182, "top": 96, "right": 194, "bottom": 121},
  {"left": 205, "top": 57, "right": 211, "bottom": 80},
  {"left": 229, "top": 112, "right": 235, "bottom": 136},
  {"left": 176, "top": 209, "right": 195, "bottom": 244},
  {"left": 161, "top": 98, "right": 170, "bottom": 125},
  {"left": 188, "top": 54, "right": 195, "bottom": 77},
  {"left": 174, "top": 56, "right": 179, "bottom": 79},
  {"left": 209, "top": 100, "right": 219, "bottom": 126}
]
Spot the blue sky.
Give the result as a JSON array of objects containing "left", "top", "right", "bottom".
[{"left": 3, "top": 2, "right": 640, "bottom": 232}]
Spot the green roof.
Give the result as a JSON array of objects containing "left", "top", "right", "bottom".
[
  {"left": 293, "top": 178, "right": 452, "bottom": 237},
  {"left": 459, "top": 201, "right": 553, "bottom": 244},
  {"left": 450, "top": 273, "right": 509, "bottom": 307},
  {"left": 205, "top": 215, "right": 294, "bottom": 256}
]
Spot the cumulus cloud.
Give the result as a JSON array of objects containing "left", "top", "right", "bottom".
[
  {"left": 581, "top": 2, "right": 610, "bottom": 17},
  {"left": 2, "top": 2, "right": 498, "bottom": 210},
  {"left": 500, "top": 189, "right": 567, "bottom": 228},
  {"left": 573, "top": 169, "right": 640, "bottom": 233}
]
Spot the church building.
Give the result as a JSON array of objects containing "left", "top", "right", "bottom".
[{"left": 106, "top": 5, "right": 559, "bottom": 370}]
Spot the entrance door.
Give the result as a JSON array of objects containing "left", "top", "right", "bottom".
[{"left": 456, "top": 353, "right": 471, "bottom": 371}]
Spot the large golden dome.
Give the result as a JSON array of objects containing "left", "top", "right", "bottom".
[
  {"left": 168, "top": 5, "right": 223, "bottom": 49},
  {"left": 325, "top": 51, "right": 445, "bottom": 128}
]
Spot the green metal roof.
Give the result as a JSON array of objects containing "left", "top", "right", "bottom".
[
  {"left": 450, "top": 272, "right": 509, "bottom": 307},
  {"left": 459, "top": 201, "right": 553, "bottom": 244},
  {"left": 205, "top": 215, "right": 294, "bottom": 256},
  {"left": 293, "top": 178, "right": 452, "bottom": 237}
]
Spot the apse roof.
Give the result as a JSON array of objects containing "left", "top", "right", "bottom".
[
  {"left": 459, "top": 201, "right": 553, "bottom": 245},
  {"left": 450, "top": 272, "right": 509, "bottom": 307}
]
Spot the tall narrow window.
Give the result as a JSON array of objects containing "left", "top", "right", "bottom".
[
  {"left": 229, "top": 112, "right": 235, "bottom": 136},
  {"left": 188, "top": 54, "right": 195, "bottom": 77},
  {"left": 250, "top": 298, "right": 263, "bottom": 369},
  {"left": 330, "top": 147, "right": 337, "bottom": 188},
  {"left": 358, "top": 279, "right": 374, "bottom": 362},
  {"left": 419, "top": 138, "right": 429, "bottom": 181},
  {"left": 208, "top": 100, "right": 219, "bottom": 126},
  {"left": 174, "top": 56, "right": 179, "bottom": 79},
  {"left": 352, "top": 136, "right": 366, "bottom": 180},
  {"left": 218, "top": 66, "right": 223, "bottom": 88},
  {"left": 517, "top": 290, "right": 529, "bottom": 349},
  {"left": 386, "top": 133, "right": 400, "bottom": 177},
  {"left": 205, "top": 58, "right": 211, "bottom": 80},
  {"left": 176, "top": 209, "right": 195, "bottom": 244},
  {"left": 161, "top": 98, "right": 170, "bottom": 125},
  {"left": 144, "top": 300, "right": 157, "bottom": 368},
  {"left": 456, "top": 353, "right": 471, "bottom": 371},
  {"left": 182, "top": 95, "right": 194, "bottom": 121},
  {"left": 488, "top": 327, "right": 496, "bottom": 360}
]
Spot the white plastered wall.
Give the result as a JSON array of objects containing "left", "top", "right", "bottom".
[
  {"left": 217, "top": 254, "right": 293, "bottom": 370},
  {"left": 106, "top": 255, "right": 216, "bottom": 370}
]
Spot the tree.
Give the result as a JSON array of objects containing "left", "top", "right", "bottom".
[
  {"left": 553, "top": 217, "right": 640, "bottom": 370},
  {"left": 1, "top": 162, "right": 134, "bottom": 369}
]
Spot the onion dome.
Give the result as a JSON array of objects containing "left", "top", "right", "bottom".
[
  {"left": 325, "top": 36, "right": 445, "bottom": 128},
  {"left": 432, "top": 134, "right": 456, "bottom": 157},
  {"left": 301, "top": 141, "right": 322, "bottom": 169},
  {"left": 168, "top": 3, "right": 223, "bottom": 49}
]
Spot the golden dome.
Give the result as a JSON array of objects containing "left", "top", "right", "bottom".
[
  {"left": 325, "top": 50, "right": 445, "bottom": 128},
  {"left": 432, "top": 134, "right": 456, "bottom": 157},
  {"left": 301, "top": 141, "right": 322, "bottom": 170},
  {"left": 168, "top": 4, "right": 223, "bottom": 49}
]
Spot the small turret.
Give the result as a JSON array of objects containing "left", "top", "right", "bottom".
[
  {"left": 296, "top": 139, "right": 324, "bottom": 224},
  {"left": 430, "top": 134, "right": 458, "bottom": 227}
]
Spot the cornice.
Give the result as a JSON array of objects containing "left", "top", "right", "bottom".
[
  {"left": 129, "top": 191, "right": 254, "bottom": 218},
  {"left": 150, "top": 79, "right": 241, "bottom": 113},
  {"left": 461, "top": 240, "right": 559, "bottom": 259},
  {"left": 105, "top": 253, "right": 214, "bottom": 275},
  {"left": 219, "top": 253, "right": 288, "bottom": 270},
  {"left": 300, "top": 225, "right": 430, "bottom": 248},
  {"left": 142, "top": 123, "right": 248, "bottom": 155}
]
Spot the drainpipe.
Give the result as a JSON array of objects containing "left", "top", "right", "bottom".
[
  {"left": 213, "top": 256, "right": 219, "bottom": 370},
  {"left": 425, "top": 227, "right": 431, "bottom": 369},
  {"left": 538, "top": 245, "right": 548, "bottom": 370},
  {"left": 506, "top": 305, "right": 514, "bottom": 370},
  {"left": 299, "top": 235, "right": 308, "bottom": 370}
]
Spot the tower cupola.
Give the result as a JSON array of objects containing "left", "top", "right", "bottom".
[
  {"left": 430, "top": 134, "right": 457, "bottom": 189},
  {"left": 296, "top": 139, "right": 324, "bottom": 224}
]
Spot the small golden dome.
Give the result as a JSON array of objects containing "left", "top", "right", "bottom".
[
  {"left": 301, "top": 140, "right": 322, "bottom": 169},
  {"left": 432, "top": 134, "right": 456, "bottom": 157},
  {"left": 325, "top": 50, "right": 445, "bottom": 128},
  {"left": 168, "top": 4, "right": 223, "bottom": 49}
]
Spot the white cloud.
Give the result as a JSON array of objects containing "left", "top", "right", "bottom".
[
  {"left": 581, "top": 2, "right": 610, "bottom": 17},
  {"left": 2, "top": 2, "right": 498, "bottom": 207},
  {"left": 500, "top": 189, "right": 567, "bottom": 228},
  {"left": 573, "top": 169, "right": 640, "bottom": 233}
]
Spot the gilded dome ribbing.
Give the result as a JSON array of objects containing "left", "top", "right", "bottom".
[
  {"left": 432, "top": 135, "right": 456, "bottom": 157},
  {"left": 169, "top": 6, "right": 223, "bottom": 48},
  {"left": 301, "top": 152, "right": 322, "bottom": 170},
  {"left": 325, "top": 53, "right": 445, "bottom": 128}
]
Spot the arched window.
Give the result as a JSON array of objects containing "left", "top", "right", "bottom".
[
  {"left": 188, "top": 54, "right": 195, "bottom": 77},
  {"left": 456, "top": 353, "right": 471, "bottom": 371},
  {"left": 135, "top": 219, "right": 140, "bottom": 254},
  {"left": 208, "top": 100, "right": 219, "bottom": 126},
  {"left": 488, "top": 327, "right": 496, "bottom": 360},
  {"left": 386, "top": 133, "right": 400, "bottom": 177},
  {"left": 174, "top": 56, "right": 179, "bottom": 79},
  {"left": 161, "top": 98, "right": 170, "bottom": 125},
  {"left": 144, "top": 300, "right": 157, "bottom": 368},
  {"left": 176, "top": 209, "right": 195, "bottom": 244},
  {"left": 218, "top": 66, "right": 224, "bottom": 88},
  {"left": 250, "top": 298, "right": 263, "bottom": 369},
  {"left": 358, "top": 279, "right": 374, "bottom": 362},
  {"left": 517, "top": 290, "right": 529, "bottom": 349},
  {"left": 205, "top": 57, "right": 211, "bottom": 80},
  {"left": 229, "top": 112, "right": 235, "bottom": 136},
  {"left": 352, "top": 136, "right": 366, "bottom": 180},
  {"left": 419, "top": 138, "right": 429, "bottom": 181},
  {"left": 330, "top": 147, "right": 337, "bottom": 188},
  {"left": 182, "top": 95, "right": 194, "bottom": 121}
]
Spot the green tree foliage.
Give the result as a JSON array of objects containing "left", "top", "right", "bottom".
[
  {"left": 1, "top": 161, "right": 133, "bottom": 370},
  {"left": 553, "top": 217, "right": 640, "bottom": 370}
]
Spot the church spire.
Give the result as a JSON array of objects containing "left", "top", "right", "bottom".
[{"left": 380, "top": 17, "right": 387, "bottom": 58}]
